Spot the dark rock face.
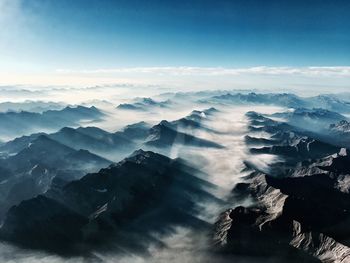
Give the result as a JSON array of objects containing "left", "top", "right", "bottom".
[
  {"left": 0, "top": 195, "right": 88, "bottom": 252},
  {"left": 330, "top": 120, "right": 350, "bottom": 134},
  {"left": 0, "top": 135, "right": 112, "bottom": 220},
  {"left": 328, "top": 120, "right": 350, "bottom": 148},
  {"left": 215, "top": 169, "right": 350, "bottom": 261},
  {"left": 0, "top": 150, "right": 216, "bottom": 254},
  {"left": 213, "top": 111, "right": 350, "bottom": 262}
]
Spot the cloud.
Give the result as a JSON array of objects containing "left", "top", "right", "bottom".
[
  {"left": 53, "top": 66, "right": 350, "bottom": 94},
  {"left": 2, "top": 66, "right": 350, "bottom": 93},
  {"left": 56, "top": 66, "right": 350, "bottom": 77}
]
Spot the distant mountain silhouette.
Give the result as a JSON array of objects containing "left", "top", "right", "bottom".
[
  {"left": 0, "top": 100, "right": 65, "bottom": 113},
  {"left": 117, "top": 97, "right": 173, "bottom": 111},
  {"left": 201, "top": 92, "right": 350, "bottom": 113},
  {"left": 272, "top": 108, "right": 346, "bottom": 129},
  {"left": 0, "top": 106, "right": 105, "bottom": 139},
  {"left": 115, "top": 121, "right": 152, "bottom": 140}
]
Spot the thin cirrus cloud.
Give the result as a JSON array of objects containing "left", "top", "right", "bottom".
[
  {"left": 56, "top": 66, "right": 350, "bottom": 77},
  {"left": 51, "top": 66, "right": 350, "bottom": 94},
  {"left": 1, "top": 66, "right": 350, "bottom": 93}
]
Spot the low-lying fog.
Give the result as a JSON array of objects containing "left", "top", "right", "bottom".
[{"left": 0, "top": 85, "right": 284, "bottom": 263}]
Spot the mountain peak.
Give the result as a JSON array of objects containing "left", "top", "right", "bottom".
[
  {"left": 127, "top": 149, "right": 161, "bottom": 160},
  {"left": 330, "top": 120, "right": 350, "bottom": 133}
]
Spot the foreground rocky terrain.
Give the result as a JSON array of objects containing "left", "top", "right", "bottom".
[
  {"left": 214, "top": 111, "right": 350, "bottom": 262},
  {"left": 0, "top": 150, "right": 217, "bottom": 255}
]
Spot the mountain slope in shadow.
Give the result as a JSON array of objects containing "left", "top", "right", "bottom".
[
  {"left": 0, "top": 135, "right": 112, "bottom": 221},
  {"left": 145, "top": 120, "right": 224, "bottom": 149},
  {"left": 0, "top": 106, "right": 105, "bottom": 139},
  {"left": 0, "top": 150, "right": 219, "bottom": 255}
]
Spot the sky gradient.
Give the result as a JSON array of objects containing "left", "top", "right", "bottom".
[{"left": 0, "top": 0, "right": 349, "bottom": 88}]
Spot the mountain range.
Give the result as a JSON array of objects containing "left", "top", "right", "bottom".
[
  {"left": 0, "top": 135, "right": 112, "bottom": 220},
  {"left": 117, "top": 97, "right": 173, "bottom": 111},
  {"left": 0, "top": 105, "right": 105, "bottom": 140},
  {"left": 0, "top": 108, "right": 222, "bottom": 158},
  {"left": 0, "top": 100, "right": 65, "bottom": 113},
  {"left": 213, "top": 109, "right": 350, "bottom": 262},
  {"left": 0, "top": 150, "right": 217, "bottom": 254},
  {"left": 200, "top": 92, "right": 350, "bottom": 114},
  {"left": 1, "top": 92, "right": 350, "bottom": 262}
]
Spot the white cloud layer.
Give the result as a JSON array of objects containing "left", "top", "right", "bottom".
[
  {"left": 56, "top": 66, "right": 350, "bottom": 77},
  {"left": 1, "top": 66, "right": 350, "bottom": 94}
]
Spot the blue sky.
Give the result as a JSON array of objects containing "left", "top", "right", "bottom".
[{"left": 0, "top": 0, "right": 349, "bottom": 87}]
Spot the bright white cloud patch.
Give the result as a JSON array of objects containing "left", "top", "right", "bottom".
[{"left": 56, "top": 66, "right": 350, "bottom": 77}]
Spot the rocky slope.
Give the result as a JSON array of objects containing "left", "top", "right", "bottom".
[
  {"left": 0, "top": 135, "right": 112, "bottom": 220},
  {"left": 0, "top": 150, "right": 217, "bottom": 254},
  {"left": 213, "top": 111, "right": 350, "bottom": 262}
]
